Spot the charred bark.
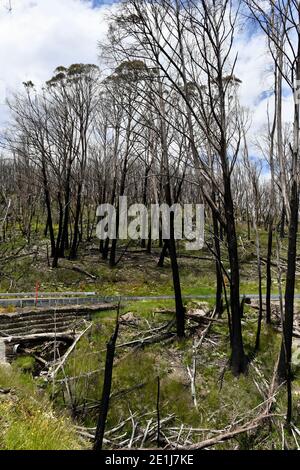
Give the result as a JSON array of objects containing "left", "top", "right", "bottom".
[{"left": 93, "top": 317, "right": 119, "bottom": 451}]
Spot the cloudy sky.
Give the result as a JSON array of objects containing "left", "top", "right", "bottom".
[
  {"left": 0, "top": 0, "right": 293, "bottom": 140},
  {"left": 0, "top": 0, "right": 114, "bottom": 125}
]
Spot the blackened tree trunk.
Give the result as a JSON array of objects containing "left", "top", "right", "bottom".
[
  {"left": 59, "top": 165, "right": 71, "bottom": 257},
  {"left": 69, "top": 184, "right": 82, "bottom": 260},
  {"left": 93, "top": 318, "right": 119, "bottom": 451},
  {"left": 223, "top": 174, "right": 247, "bottom": 375},
  {"left": 141, "top": 166, "right": 149, "bottom": 249},
  {"left": 254, "top": 205, "right": 263, "bottom": 351},
  {"left": 52, "top": 194, "right": 64, "bottom": 268},
  {"left": 168, "top": 217, "right": 185, "bottom": 338},
  {"left": 109, "top": 213, "right": 119, "bottom": 267},
  {"left": 103, "top": 174, "right": 117, "bottom": 261},
  {"left": 42, "top": 161, "right": 55, "bottom": 258},
  {"left": 212, "top": 194, "right": 223, "bottom": 317},
  {"left": 157, "top": 241, "right": 168, "bottom": 267},
  {"left": 158, "top": 76, "right": 185, "bottom": 338},
  {"left": 277, "top": 179, "right": 299, "bottom": 381},
  {"left": 277, "top": 25, "right": 300, "bottom": 389},
  {"left": 265, "top": 221, "right": 273, "bottom": 324}
]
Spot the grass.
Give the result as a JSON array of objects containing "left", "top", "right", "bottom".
[
  {"left": 14, "top": 356, "right": 36, "bottom": 373},
  {"left": 0, "top": 364, "right": 86, "bottom": 450},
  {"left": 1, "top": 300, "right": 299, "bottom": 449},
  {"left": 48, "top": 300, "right": 300, "bottom": 449},
  {"left": 0, "top": 224, "right": 296, "bottom": 300},
  {"left": 1, "top": 226, "right": 300, "bottom": 449},
  {"left": 0, "top": 228, "right": 295, "bottom": 305}
]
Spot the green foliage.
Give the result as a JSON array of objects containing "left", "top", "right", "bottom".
[
  {"left": 1, "top": 226, "right": 300, "bottom": 449},
  {"left": 0, "top": 366, "right": 85, "bottom": 450},
  {"left": 47, "top": 298, "right": 300, "bottom": 450},
  {"left": 14, "top": 356, "right": 36, "bottom": 373}
]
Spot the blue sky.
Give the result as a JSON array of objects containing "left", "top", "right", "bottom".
[
  {"left": 92, "top": 0, "right": 119, "bottom": 5},
  {"left": 0, "top": 0, "right": 113, "bottom": 126},
  {"left": 0, "top": 0, "right": 293, "bottom": 142}
]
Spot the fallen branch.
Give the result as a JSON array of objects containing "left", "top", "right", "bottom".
[
  {"left": 116, "top": 331, "right": 176, "bottom": 349},
  {"left": 5, "top": 332, "right": 74, "bottom": 343},
  {"left": 18, "top": 346, "right": 48, "bottom": 367},
  {"left": 186, "top": 313, "right": 224, "bottom": 324},
  {"left": 48, "top": 322, "right": 92, "bottom": 379},
  {"left": 71, "top": 266, "right": 97, "bottom": 280},
  {"left": 176, "top": 412, "right": 277, "bottom": 450}
]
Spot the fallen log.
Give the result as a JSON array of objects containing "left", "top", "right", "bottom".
[
  {"left": 18, "top": 346, "right": 48, "bottom": 366},
  {"left": 4, "top": 332, "right": 75, "bottom": 343},
  {"left": 186, "top": 313, "right": 224, "bottom": 324},
  {"left": 71, "top": 266, "right": 97, "bottom": 280},
  {"left": 116, "top": 331, "right": 176, "bottom": 349},
  {"left": 177, "top": 412, "right": 276, "bottom": 450},
  {"left": 48, "top": 322, "right": 93, "bottom": 379}
]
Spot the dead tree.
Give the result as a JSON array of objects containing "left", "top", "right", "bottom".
[
  {"left": 93, "top": 314, "right": 119, "bottom": 451},
  {"left": 103, "top": 0, "right": 247, "bottom": 370},
  {"left": 247, "top": 0, "right": 300, "bottom": 387}
]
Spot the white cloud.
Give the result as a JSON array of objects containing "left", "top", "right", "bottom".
[
  {"left": 0, "top": 1, "right": 295, "bottom": 142},
  {"left": 0, "top": 0, "right": 113, "bottom": 126},
  {"left": 234, "top": 28, "right": 294, "bottom": 149},
  {"left": 235, "top": 32, "right": 273, "bottom": 109}
]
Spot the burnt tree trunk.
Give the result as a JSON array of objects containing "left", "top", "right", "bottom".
[
  {"left": 168, "top": 220, "right": 185, "bottom": 338},
  {"left": 266, "top": 220, "right": 273, "bottom": 324},
  {"left": 42, "top": 161, "right": 55, "bottom": 258},
  {"left": 157, "top": 241, "right": 168, "bottom": 267},
  {"left": 69, "top": 184, "right": 82, "bottom": 260},
  {"left": 52, "top": 194, "right": 64, "bottom": 268},
  {"left": 212, "top": 194, "right": 223, "bottom": 317},
  {"left": 59, "top": 164, "right": 71, "bottom": 257},
  {"left": 93, "top": 319, "right": 119, "bottom": 451},
  {"left": 223, "top": 174, "right": 247, "bottom": 375},
  {"left": 141, "top": 167, "right": 149, "bottom": 249},
  {"left": 277, "top": 180, "right": 299, "bottom": 381}
]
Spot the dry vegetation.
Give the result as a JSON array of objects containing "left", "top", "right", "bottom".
[{"left": 1, "top": 232, "right": 300, "bottom": 450}]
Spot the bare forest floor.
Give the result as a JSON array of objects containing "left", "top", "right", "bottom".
[{"left": 1, "top": 226, "right": 300, "bottom": 449}]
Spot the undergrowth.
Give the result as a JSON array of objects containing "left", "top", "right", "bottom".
[{"left": 0, "top": 365, "right": 85, "bottom": 450}]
